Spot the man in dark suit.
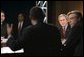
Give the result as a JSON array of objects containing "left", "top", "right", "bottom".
[
  {"left": 6, "top": 6, "right": 62, "bottom": 56},
  {"left": 62, "top": 10, "right": 83, "bottom": 56},
  {"left": 58, "top": 14, "right": 71, "bottom": 45},
  {"left": 12, "top": 13, "right": 29, "bottom": 40}
]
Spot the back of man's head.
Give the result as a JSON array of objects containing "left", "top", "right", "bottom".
[{"left": 29, "top": 6, "right": 45, "bottom": 22}]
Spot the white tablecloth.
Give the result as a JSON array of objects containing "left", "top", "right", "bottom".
[{"left": 1, "top": 47, "right": 24, "bottom": 54}]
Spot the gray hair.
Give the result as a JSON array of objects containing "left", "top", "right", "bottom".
[{"left": 58, "top": 14, "right": 69, "bottom": 20}]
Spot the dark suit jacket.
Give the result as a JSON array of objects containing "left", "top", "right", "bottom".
[
  {"left": 73, "top": 22, "right": 83, "bottom": 56},
  {"left": 12, "top": 19, "right": 29, "bottom": 40},
  {"left": 7, "top": 23, "right": 62, "bottom": 56},
  {"left": 62, "top": 22, "right": 83, "bottom": 56},
  {"left": 74, "top": 35, "right": 83, "bottom": 56}
]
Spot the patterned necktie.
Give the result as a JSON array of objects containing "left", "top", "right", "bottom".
[
  {"left": 63, "top": 26, "right": 65, "bottom": 35},
  {"left": 61, "top": 26, "right": 66, "bottom": 39}
]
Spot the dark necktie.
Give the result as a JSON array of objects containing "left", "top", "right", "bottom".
[
  {"left": 63, "top": 26, "right": 66, "bottom": 35},
  {"left": 61, "top": 26, "right": 66, "bottom": 39}
]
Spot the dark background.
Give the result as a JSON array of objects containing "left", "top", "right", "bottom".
[{"left": 1, "top": 1, "right": 36, "bottom": 24}]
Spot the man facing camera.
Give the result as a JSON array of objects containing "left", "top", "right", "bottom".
[
  {"left": 6, "top": 6, "right": 62, "bottom": 56},
  {"left": 58, "top": 14, "right": 71, "bottom": 45}
]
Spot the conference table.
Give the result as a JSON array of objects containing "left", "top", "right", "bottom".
[{"left": 1, "top": 37, "right": 24, "bottom": 55}]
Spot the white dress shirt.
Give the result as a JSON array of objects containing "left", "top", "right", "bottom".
[{"left": 18, "top": 21, "right": 23, "bottom": 30}]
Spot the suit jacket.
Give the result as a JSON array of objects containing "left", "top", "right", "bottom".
[
  {"left": 7, "top": 22, "right": 62, "bottom": 56},
  {"left": 74, "top": 35, "right": 83, "bottom": 56},
  {"left": 12, "top": 19, "right": 29, "bottom": 40},
  {"left": 59, "top": 24, "right": 71, "bottom": 40},
  {"left": 62, "top": 22, "right": 83, "bottom": 56}
]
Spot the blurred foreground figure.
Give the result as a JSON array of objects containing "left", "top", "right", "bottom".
[
  {"left": 7, "top": 6, "right": 62, "bottom": 56},
  {"left": 62, "top": 10, "right": 83, "bottom": 56}
]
